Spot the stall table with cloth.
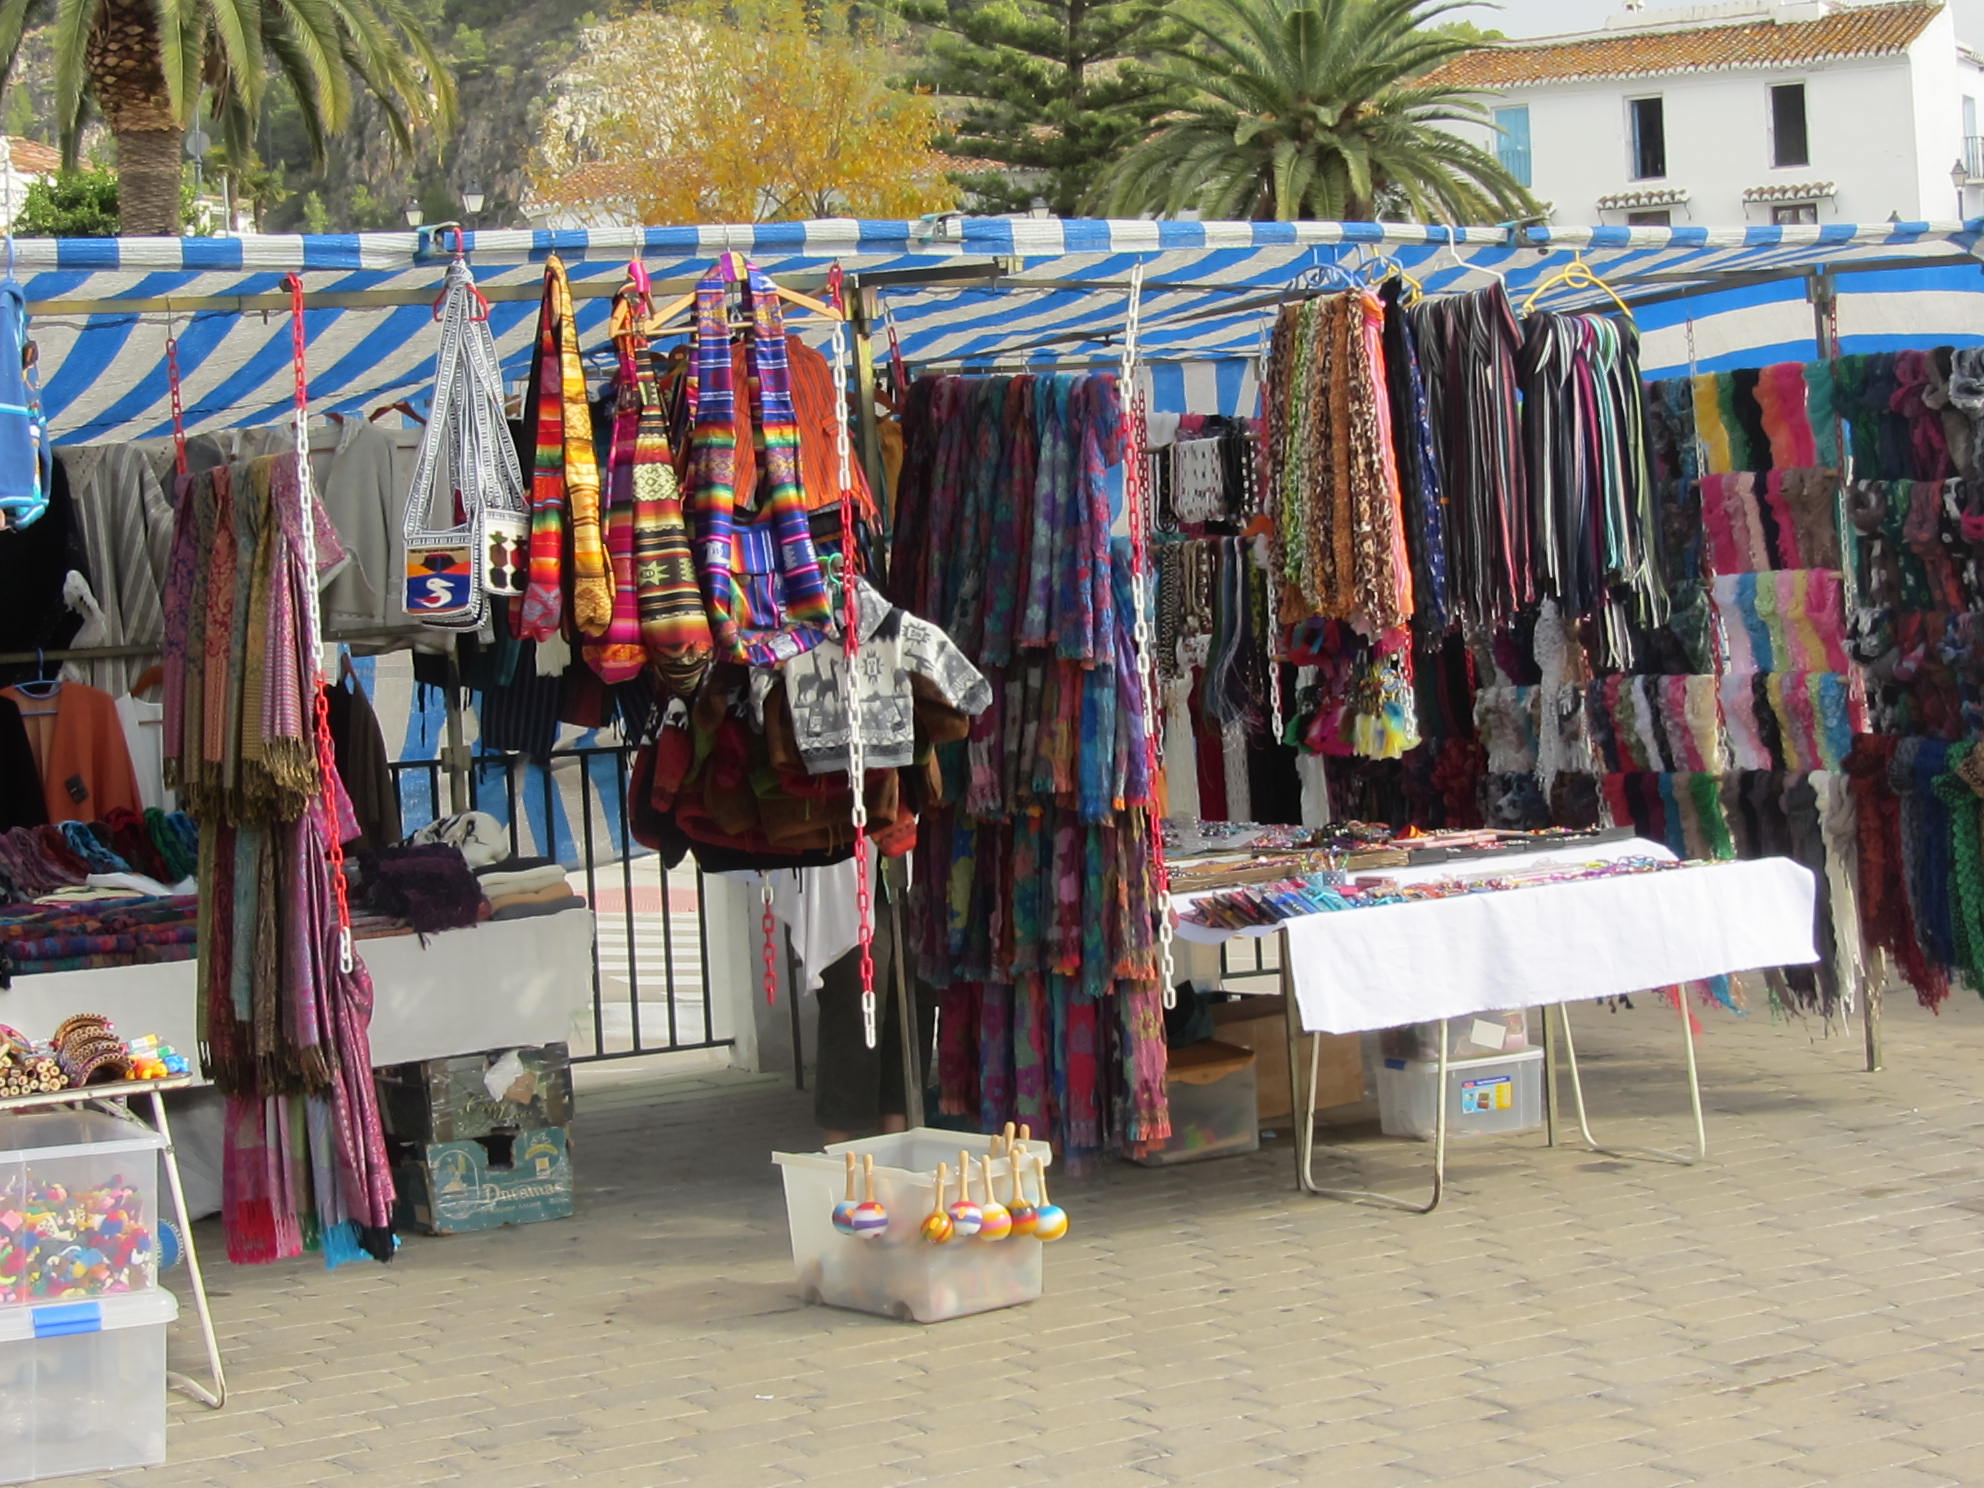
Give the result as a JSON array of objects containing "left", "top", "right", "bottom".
[
  {"left": 1173, "top": 841, "right": 1819, "bottom": 1212},
  {"left": 0, "top": 909, "right": 596, "bottom": 1068}
]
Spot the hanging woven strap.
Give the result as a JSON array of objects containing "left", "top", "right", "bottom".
[
  {"left": 402, "top": 256, "right": 525, "bottom": 629},
  {"left": 690, "top": 261, "right": 833, "bottom": 667},
  {"left": 515, "top": 258, "right": 575, "bottom": 642},
  {"left": 585, "top": 289, "right": 655, "bottom": 682}
]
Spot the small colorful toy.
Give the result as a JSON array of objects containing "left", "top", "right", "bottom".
[
  {"left": 0, "top": 1172, "right": 156, "bottom": 1303},
  {"left": 945, "top": 1148, "right": 983, "bottom": 1238},
  {"left": 1006, "top": 1141, "right": 1038, "bottom": 1237},
  {"left": 973, "top": 1153, "right": 1012, "bottom": 1242},
  {"left": 849, "top": 1153, "right": 888, "bottom": 1240},
  {"left": 831, "top": 1151, "right": 860, "bottom": 1235},
  {"left": 1030, "top": 1155, "right": 1068, "bottom": 1242},
  {"left": 920, "top": 1163, "right": 956, "bottom": 1245}
]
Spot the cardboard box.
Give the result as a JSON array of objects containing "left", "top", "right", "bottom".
[
  {"left": 1211, "top": 995, "right": 1363, "bottom": 1123},
  {"left": 377, "top": 1042, "right": 573, "bottom": 1143},
  {"left": 392, "top": 1127, "right": 575, "bottom": 1236}
]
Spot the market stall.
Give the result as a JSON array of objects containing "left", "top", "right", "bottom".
[{"left": 0, "top": 215, "right": 1972, "bottom": 1360}]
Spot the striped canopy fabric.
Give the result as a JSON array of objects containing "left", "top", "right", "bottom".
[{"left": 16, "top": 215, "right": 1983, "bottom": 440}]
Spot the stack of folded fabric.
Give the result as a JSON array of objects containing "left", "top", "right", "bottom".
[
  {"left": 0, "top": 894, "right": 201, "bottom": 983},
  {"left": 476, "top": 857, "right": 587, "bottom": 921},
  {"left": 0, "top": 813, "right": 199, "bottom": 906},
  {"left": 355, "top": 844, "right": 490, "bottom": 938}
]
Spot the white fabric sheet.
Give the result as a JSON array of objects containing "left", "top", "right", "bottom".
[
  {"left": 1282, "top": 858, "right": 1818, "bottom": 1035},
  {"left": 1172, "top": 837, "right": 1678, "bottom": 946},
  {"left": 0, "top": 909, "right": 595, "bottom": 1071}
]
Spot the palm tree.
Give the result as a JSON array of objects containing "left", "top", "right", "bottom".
[
  {"left": 0, "top": 0, "right": 455, "bottom": 235},
  {"left": 1090, "top": 0, "right": 1535, "bottom": 223}
]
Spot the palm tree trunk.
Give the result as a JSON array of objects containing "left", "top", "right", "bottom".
[{"left": 114, "top": 124, "right": 182, "bottom": 235}]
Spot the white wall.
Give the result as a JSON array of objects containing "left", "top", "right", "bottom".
[
  {"left": 1449, "top": 53, "right": 1934, "bottom": 223},
  {"left": 1908, "top": 6, "right": 1970, "bottom": 216}
]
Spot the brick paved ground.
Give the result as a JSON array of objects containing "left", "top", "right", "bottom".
[{"left": 122, "top": 990, "right": 1984, "bottom": 1488}]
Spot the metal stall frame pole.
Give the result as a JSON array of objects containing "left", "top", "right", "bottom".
[
  {"left": 1808, "top": 264, "right": 1883, "bottom": 1074},
  {"left": 1553, "top": 987, "right": 1707, "bottom": 1166},
  {"left": 1278, "top": 933, "right": 1448, "bottom": 1213},
  {"left": 441, "top": 646, "right": 471, "bottom": 815}
]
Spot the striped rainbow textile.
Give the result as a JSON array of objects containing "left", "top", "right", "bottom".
[{"left": 689, "top": 262, "right": 833, "bottom": 668}]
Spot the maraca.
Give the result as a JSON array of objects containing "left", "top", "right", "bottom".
[
  {"left": 945, "top": 1148, "right": 983, "bottom": 1238},
  {"left": 973, "top": 1152, "right": 1013, "bottom": 1242},
  {"left": 831, "top": 1151, "right": 860, "bottom": 1236},
  {"left": 1006, "top": 1140, "right": 1039, "bottom": 1237},
  {"left": 920, "top": 1163, "right": 956, "bottom": 1245},
  {"left": 850, "top": 1153, "right": 888, "bottom": 1240},
  {"left": 1031, "top": 1155, "right": 1068, "bottom": 1242}
]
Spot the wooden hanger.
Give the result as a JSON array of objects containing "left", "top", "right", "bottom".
[
  {"left": 641, "top": 251, "right": 844, "bottom": 335},
  {"left": 129, "top": 663, "right": 164, "bottom": 698},
  {"left": 1521, "top": 253, "right": 1634, "bottom": 321},
  {"left": 370, "top": 400, "right": 428, "bottom": 426}
]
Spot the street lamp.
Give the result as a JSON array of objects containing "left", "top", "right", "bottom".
[
  {"left": 403, "top": 198, "right": 424, "bottom": 228},
  {"left": 1953, "top": 159, "right": 1971, "bottom": 222},
  {"left": 463, "top": 187, "right": 486, "bottom": 218}
]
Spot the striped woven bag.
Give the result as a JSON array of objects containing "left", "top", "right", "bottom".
[{"left": 688, "top": 262, "right": 834, "bottom": 668}]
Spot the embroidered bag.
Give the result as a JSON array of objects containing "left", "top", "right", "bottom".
[
  {"left": 688, "top": 262, "right": 834, "bottom": 667},
  {"left": 402, "top": 256, "right": 526, "bottom": 629}
]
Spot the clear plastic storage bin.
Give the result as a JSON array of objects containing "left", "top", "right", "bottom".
[
  {"left": 772, "top": 1129, "right": 1052, "bottom": 1323},
  {"left": 0, "top": 1110, "right": 164, "bottom": 1308},
  {"left": 0, "top": 1289, "right": 177, "bottom": 1482},
  {"left": 1132, "top": 1041, "right": 1259, "bottom": 1166},
  {"left": 1378, "top": 1008, "right": 1532, "bottom": 1065},
  {"left": 1377, "top": 1046, "right": 1545, "bottom": 1141}
]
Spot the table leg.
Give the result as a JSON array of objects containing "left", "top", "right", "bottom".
[
  {"left": 1556, "top": 994, "right": 1705, "bottom": 1166},
  {"left": 1542, "top": 1005, "right": 1560, "bottom": 1149},
  {"left": 1280, "top": 965, "right": 1445, "bottom": 1213},
  {"left": 147, "top": 1091, "right": 228, "bottom": 1408}
]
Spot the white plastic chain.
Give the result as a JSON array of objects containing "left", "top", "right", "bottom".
[
  {"left": 830, "top": 311, "right": 878, "bottom": 1050},
  {"left": 1119, "top": 263, "right": 1177, "bottom": 1011}
]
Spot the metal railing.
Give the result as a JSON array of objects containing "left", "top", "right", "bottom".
[
  {"left": 387, "top": 744, "right": 731, "bottom": 1064},
  {"left": 1967, "top": 136, "right": 1984, "bottom": 182}
]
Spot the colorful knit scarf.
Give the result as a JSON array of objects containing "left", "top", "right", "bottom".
[
  {"left": 515, "top": 258, "right": 574, "bottom": 643},
  {"left": 584, "top": 289, "right": 650, "bottom": 683}
]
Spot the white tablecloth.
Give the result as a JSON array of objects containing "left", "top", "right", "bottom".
[
  {"left": 1281, "top": 858, "right": 1818, "bottom": 1034},
  {"left": 0, "top": 909, "right": 595, "bottom": 1069},
  {"left": 1172, "top": 836, "right": 1678, "bottom": 946}
]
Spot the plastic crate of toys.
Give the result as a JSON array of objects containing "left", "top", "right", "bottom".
[
  {"left": 0, "top": 1109, "right": 162, "bottom": 1309},
  {"left": 772, "top": 1125, "right": 1064, "bottom": 1324}
]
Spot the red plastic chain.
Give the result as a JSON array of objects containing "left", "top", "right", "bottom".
[
  {"left": 285, "top": 272, "right": 355, "bottom": 969},
  {"left": 837, "top": 331, "right": 875, "bottom": 1018},
  {"left": 762, "top": 881, "right": 779, "bottom": 1006},
  {"left": 165, "top": 331, "right": 189, "bottom": 476}
]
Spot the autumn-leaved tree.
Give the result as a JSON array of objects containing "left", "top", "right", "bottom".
[{"left": 535, "top": 0, "right": 960, "bottom": 225}]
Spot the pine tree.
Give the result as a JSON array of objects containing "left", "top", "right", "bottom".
[{"left": 891, "top": 0, "right": 1178, "bottom": 217}]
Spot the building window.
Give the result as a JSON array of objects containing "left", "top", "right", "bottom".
[
  {"left": 1493, "top": 105, "right": 1532, "bottom": 188},
  {"left": 1771, "top": 84, "right": 1810, "bottom": 168},
  {"left": 1966, "top": 95, "right": 1979, "bottom": 179},
  {"left": 1626, "top": 209, "right": 1671, "bottom": 227},
  {"left": 1771, "top": 202, "right": 1818, "bottom": 225},
  {"left": 1629, "top": 97, "right": 1666, "bottom": 180}
]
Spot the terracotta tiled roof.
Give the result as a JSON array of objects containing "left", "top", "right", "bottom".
[
  {"left": 5, "top": 138, "right": 60, "bottom": 175},
  {"left": 1423, "top": 1, "right": 1942, "bottom": 89},
  {"left": 1743, "top": 180, "right": 1838, "bottom": 200},
  {"left": 1596, "top": 187, "right": 1690, "bottom": 209},
  {"left": 537, "top": 161, "right": 637, "bottom": 204}
]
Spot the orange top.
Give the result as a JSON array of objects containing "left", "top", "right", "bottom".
[{"left": 1, "top": 681, "right": 145, "bottom": 824}]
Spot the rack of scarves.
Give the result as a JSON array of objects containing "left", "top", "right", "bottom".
[
  {"left": 1644, "top": 360, "right": 1872, "bottom": 1017},
  {"left": 888, "top": 371, "right": 1169, "bottom": 1163},
  {"left": 160, "top": 448, "right": 398, "bottom": 1267}
]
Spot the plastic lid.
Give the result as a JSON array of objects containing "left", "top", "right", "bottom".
[
  {"left": 1168, "top": 1040, "right": 1256, "bottom": 1085},
  {"left": 0, "top": 1287, "right": 178, "bottom": 1344}
]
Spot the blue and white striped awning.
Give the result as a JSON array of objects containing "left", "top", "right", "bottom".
[{"left": 16, "top": 216, "right": 1983, "bottom": 441}]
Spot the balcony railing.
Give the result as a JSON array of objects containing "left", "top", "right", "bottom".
[{"left": 1967, "top": 135, "right": 1984, "bottom": 182}]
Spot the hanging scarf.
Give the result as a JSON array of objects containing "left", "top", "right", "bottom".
[{"left": 586, "top": 292, "right": 655, "bottom": 682}]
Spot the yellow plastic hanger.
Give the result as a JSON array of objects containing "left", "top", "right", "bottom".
[{"left": 1521, "top": 253, "right": 1635, "bottom": 322}]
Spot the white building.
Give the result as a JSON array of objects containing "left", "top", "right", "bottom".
[
  {"left": 1426, "top": 0, "right": 1984, "bottom": 227},
  {"left": 0, "top": 137, "right": 59, "bottom": 233}
]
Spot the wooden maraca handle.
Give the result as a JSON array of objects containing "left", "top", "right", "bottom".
[
  {"left": 862, "top": 1152, "right": 876, "bottom": 1203},
  {"left": 843, "top": 1151, "right": 857, "bottom": 1203}
]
